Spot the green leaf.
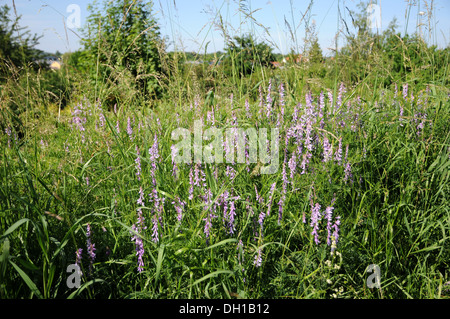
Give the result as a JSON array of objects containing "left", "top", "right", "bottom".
[
  {"left": 9, "top": 260, "right": 43, "bottom": 299},
  {"left": 154, "top": 244, "right": 165, "bottom": 288},
  {"left": 67, "top": 279, "right": 105, "bottom": 299},
  {"left": 1, "top": 218, "right": 30, "bottom": 241},
  {"left": 191, "top": 269, "right": 234, "bottom": 287}
]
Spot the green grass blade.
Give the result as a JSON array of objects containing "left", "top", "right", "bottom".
[{"left": 9, "top": 259, "right": 43, "bottom": 299}]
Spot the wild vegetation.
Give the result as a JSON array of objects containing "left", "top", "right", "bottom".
[{"left": 0, "top": 0, "right": 449, "bottom": 299}]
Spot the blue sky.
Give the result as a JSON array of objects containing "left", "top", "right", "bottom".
[{"left": 5, "top": 0, "right": 450, "bottom": 56}]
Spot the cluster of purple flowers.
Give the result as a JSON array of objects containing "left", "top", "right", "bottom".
[
  {"left": 278, "top": 162, "right": 288, "bottom": 224},
  {"left": 86, "top": 223, "right": 96, "bottom": 273},
  {"left": 71, "top": 103, "right": 87, "bottom": 143},
  {"left": 202, "top": 189, "right": 217, "bottom": 244},
  {"left": 309, "top": 200, "right": 341, "bottom": 251},
  {"left": 127, "top": 117, "right": 133, "bottom": 141},
  {"left": 135, "top": 145, "right": 142, "bottom": 181},
  {"left": 322, "top": 137, "right": 333, "bottom": 163},
  {"left": 172, "top": 196, "right": 186, "bottom": 226},
  {"left": 75, "top": 248, "right": 83, "bottom": 276},
  {"left": 131, "top": 187, "right": 147, "bottom": 273},
  {"left": 254, "top": 248, "right": 263, "bottom": 268},
  {"left": 149, "top": 134, "right": 160, "bottom": 187}
]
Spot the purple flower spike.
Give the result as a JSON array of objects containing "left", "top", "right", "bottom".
[
  {"left": 86, "top": 223, "right": 96, "bottom": 272},
  {"left": 323, "top": 137, "right": 333, "bottom": 163},
  {"left": 310, "top": 203, "right": 321, "bottom": 245},
  {"left": 254, "top": 248, "right": 263, "bottom": 268},
  {"left": 127, "top": 117, "right": 133, "bottom": 141}
]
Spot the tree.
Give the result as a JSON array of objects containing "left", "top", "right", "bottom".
[
  {"left": 308, "top": 38, "right": 323, "bottom": 64},
  {"left": 80, "top": 0, "right": 163, "bottom": 100},
  {"left": 0, "top": 4, "right": 43, "bottom": 79},
  {"left": 223, "top": 34, "right": 275, "bottom": 77}
]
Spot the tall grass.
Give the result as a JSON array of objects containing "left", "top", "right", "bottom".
[{"left": 0, "top": 0, "right": 449, "bottom": 299}]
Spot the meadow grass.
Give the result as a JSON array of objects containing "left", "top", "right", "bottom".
[
  {"left": 0, "top": 0, "right": 449, "bottom": 299},
  {"left": 1, "top": 78, "right": 449, "bottom": 299}
]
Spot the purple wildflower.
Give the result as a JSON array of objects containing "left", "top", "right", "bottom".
[
  {"left": 255, "top": 185, "right": 264, "bottom": 206},
  {"left": 323, "top": 137, "right": 333, "bottom": 162},
  {"left": 137, "top": 186, "right": 145, "bottom": 206},
  {"left": 266, "top": 182, "right": 276, "bottom": 216},
  {"left": 288, "top": 151, "right": 297, "bottom": 180},
  {"left": 75, "top": 248, "right": 83, "bottom": 276},
  {"left": 402, "top": 83, "right": 408, "bottom": 100},
  {"left": 131, "top": 224, "right": 145, "bottom": 272},
  {"left": 327, "top": 89, "right": 333, "bottom": 113},
  {"left": 228, "top": 200, "right": 236, "bottom": 234},
  {"left": 245, "top": 99, "right": 251, "bottom": 118},
  {"left": 344, "top": 162, "right": 353, "bottom": 184},
  {"left": 98, "top": 111, "right": 105, "bottom": 129},
  {"left": 254, "top": 248, "right": 263, "bottom": 267},
  {"left": 201, "top": 188, "right": 217, "bottom": 243},
  {"left": 225, "top": 165, "right": 236, "bottom": 180},
  {"left": 86, "top": 223, "right": 96, "bottom": 272},
  {"left": 5, "top": 127, "right": 12, "bottom": 148},
  {"left": 278, "top": 162, "right": 288, "bottom": 224},
  {"left": 258, "top": 211, "right": 266, "bottom": 231},
  {"left": 149, "top": 133, "right": 159, "bottom": 162},
  {"left": 171, "top": 145, "right": 179, "bottom": 179},
  {"left": 188, "top": 166, "right": 194, "bottom": 200},
  {"left": 132, "top": 188, "right": 147, "bottom": 271},
  {"left": 310, "top": 203, "right": 321, "bottom": 245},
  {"left": 149, "top": 134, "right": 159, "bottom": 186},
  {"left": 324, "top": 206, "right": 334, "bottom": 246},
  {"left": 127, "top": 117, "right": 133, "bottom": 140},
  {"left": 337, "top": 82, "right": 346, "bottom": 110},
  {"left": 304, "top": 119, "right": 314, "bottom": 152},
  {"left": 172, "top": 196, "right": 186, "bottom": 225},
  {"left": 71, "top": 103, "right": 87, "bottom": 143},
  {"left": 300, "top": 151, "right": 312, "bottom": 174},
  {"left": 151, "top": 214, "right": 159, "bottom": 243},
  {"left": 75, "top": 248, "right": 83, "bottom": 265},
  {"left": 331, "top": 216, "right": 341, "bottom": 253},
  {"left": 135, "top": 145, "right": 142, "bottom": 181},
  {"left": 344, "top": 144, "right": 349, "bottom": 163},
  {"left": 203, "top": 214, "right": 213, "bottom": 243},
  {"left": 334, "top": 138, "right": 343, "bottom": 165}
]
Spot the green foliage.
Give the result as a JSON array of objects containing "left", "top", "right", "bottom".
[
  {"left": 0, "top": 0, "right": 450, "bottom": 300},
  {"left": 0, "top": 4, "right": 43, "bottom": 80},
  {"left": 78, "top": 0, "right": 163, "bottom": 105},
  {"left": 223, "top": 34, "right": 275, "bottom": 77}
]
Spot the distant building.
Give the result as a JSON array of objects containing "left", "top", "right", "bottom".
[
  {"left": 270, "top": 61, "right": 282, "bottom": 68},
  {"left": 49, "top": 60, "right": 61, "bottom": 70},
  {"left": 282, "top": 54, "right": 306, "bottom": 64},
  {"left": 33, "top": 55, "right": 62, "bottom": 70}
]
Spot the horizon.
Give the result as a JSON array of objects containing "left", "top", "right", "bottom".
[{"left": 5, "top": 0, "right": 450, "bottom": 56}]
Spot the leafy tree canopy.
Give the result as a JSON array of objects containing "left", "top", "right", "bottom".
[
  {"left": 79, "top": 0, "right": 163, "bottom": 98},
  {"left": 0, "top": 4, "right": 43, "bottom": 79},
  {"left": 223, "top": 34, "right": 275, "bottom": 77}
]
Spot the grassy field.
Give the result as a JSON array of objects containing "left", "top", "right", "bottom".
[{"left": 0, "top": 0, "right": 449, "bottom": 299}]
